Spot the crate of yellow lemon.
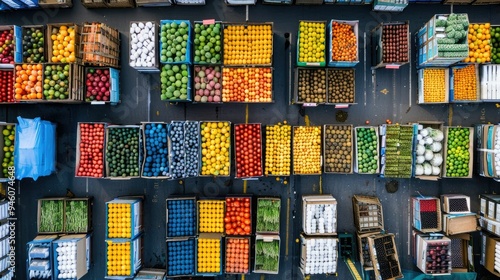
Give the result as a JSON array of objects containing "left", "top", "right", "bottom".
[
  {"left": 292, "top": 126, "right": 322, "bottom": 175},
  {"left": 106, "top": 198, "right": 143, "bottom": 239},
  {"left": 297, "top": 21, "right": 326, "bottom": 67},
  {"left": 197, "top": 199, "right": 225, "bottom": 233},
  {"left": 264, "top": 122, "right": 291, "bottom": 176},
  {"left": 196, "top": 233, "right": 223, "bottom": 276},
  {"left": 47, "top": 23, "right": 81, "bottom": 64},
  {"left": 105, "top": 235, "right": 143, "bottom": 278},
  {"left": 199, "top": 121, "right": 231, "bottom": 177}
]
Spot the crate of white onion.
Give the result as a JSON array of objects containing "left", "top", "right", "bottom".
[
  {"left": 302, "top": 195, "right": 337, "bottom": 236},
  {"left": 129, "top": 21, "right": 159, "bottom": 72},
  {"left": 299, "top": 234, "right": 338, "bottom": 276},
  {"left": 53, "top": 234, "right": 91, "bottom": 280}
]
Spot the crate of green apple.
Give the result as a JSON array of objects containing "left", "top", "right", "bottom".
[
  {"left": 414, "top": 123, "right": 444, "bottom": 179},
  {"left": 193, "top": 65, "right": 222, "bottom": 103},
  {"left": 85, "top": 66, "right": 120, "bottom": 104},
  {"left": 443, "top": 126, "right": 473, "bottom": 178},
  {"left": 354, "top": 126, "right": 379, "bottom": 174},
  {"left": 42, "top": 63, "right": 85, "bottom": 101},
  {"left": 76, "top": 122, "right": 107, "bottom": 178},
  {"left": 382, "top": 124, "right": 414, "bottom": 178},
  {"left": 160, "top": 64, "right": 191, "bottom": 102},
  {"left": 0, "top": 25, "right": 22, "bottom": 65},
  {"left": 105, "top": 125, "right": 142, "bottom": 179},
  {"left": 22, "top": 25, "right": 45, "bottom": 63},
  {"left": 234, "top": 123, "right": 263, "bottom": 178},
  {"left": 193, "top": 21, "right": 222, "bottom": 64},
  {"left": 159, "top": 20, "right": 192, "bottom": 64},
  {"left": 0, "top": 123, "right": 15, "bottom": 180}
]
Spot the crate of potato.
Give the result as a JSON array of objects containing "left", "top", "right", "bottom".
[
  {"left": 328, "top": 20, "right": 359, "bottom": 67},
  {"left": 222, "top": 67, "right": 272, "bottom": 103},
  {"left": 198, "top": 199, "right": 225, "bottom": 233},
  {"left": 80, "top": 22, "right": 120, "bottom": 68},
  {"left": 264, "top": 122, "right": 291, "bottom": 176},
  {"left": 234, "top": 124, "right": 263, "bottom": 178},
  {"left": 371, "top": 22, "right": 410, "bottom": 68},
  {"left": 199, "top": 121, "right": 231, "bottom": 176},
  {"left": 326, "top": 68, "right": 355, "bottom": 104},
  {"left": 42, "top": 63, "right": 85, "bottom": 102},
  {"left": 294, "top": 68, "right": 326, "bottom": 105},
  {"left": 443, "top": 126, "right": 473, "bottom": 178},
  {"left": 380, "top": 124, "right": 414, "bottom": 178},
  {"left": 13, "top": 63, "right": 43, "bottom": 101},
  {"left": 196, "top": 233, "right": 223, "bottom": 276},
  {"left": 22, "top": 25, "right": 46, "bottom": 63},
  {"left": 464, "top": 23, "right": 490, "bottom": 64},
  {"left": 354, "top": 126, "right": 380, "bottom": 174},
  {"left": 105, "top": 125, "right": 142, "bottom": 179},
  {"left": 0, "top": 69, "right": 14, "bottom": 103},
  {"left": 47, "top": 23, "right": 81, "bottom": 63},
  {"left": 417, "top": 68, "right": 449, "bottom": 104},
  {"left": 293, "top": 126, "right": 322, "bottom": 175},
  {"left": 450, "top": 64, "right": 480, "bottom": 102},
  {"left": 297, "top": 20, "right": 326, "bottom": 67},
  {"left": 323, "top": 125, "right": 353, "bottom": 174},
  {"left": 480, "top": 64, "right": 500, "bottom": 101},
  {"left": 223, "top": 23, "right": 273, "bottom": 66},
  {"left": 225, "top": 237, "right": 251, "bottom": 274},
  {"left": 225, "top": 196, "right": 252, "bottom": 236},
  {"left": 75, "top": 122, "right": 107, "bottom": 178}
]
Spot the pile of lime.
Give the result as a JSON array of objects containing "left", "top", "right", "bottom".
[
  {"left": 2, "top": 125, "right": 15, "bottom": 177},
  {"left": 445, "top": 127, "right": 470, "bottom": 177},
  {"left": 356, "top": 127, "right": 378, "bottom": 174},
  {"left": 491, "top": 26, "right": 500, "bottom": 64}
]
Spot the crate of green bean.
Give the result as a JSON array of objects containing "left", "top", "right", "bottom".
[
  {"left": 65, "top": 198, "right": 93, "bottom": 233},
  {"left": 38, "top": 198, "right": 66, "bottom": 234}
]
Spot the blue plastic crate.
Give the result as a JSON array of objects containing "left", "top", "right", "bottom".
[
  {"left": 159, "top": 20, "right": 192, "bottom": 64},
  {"left": 328, "top": 20, "right": 359, "bottom": 67}
]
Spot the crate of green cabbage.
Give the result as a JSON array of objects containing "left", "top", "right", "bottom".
[
  {"left": 443, "top": 126, "right": 474, "bottom": 178},
  {"left": 413, "top": 121, "right": 445, "bottom": 180},
  {"left": 65, "top": 198, "right": 92, "bottom": 233},
  {"left": 354, "top": 126, "right": 380, "bottom": 174},
  {"left": 254, "top": 235, "right": 280, "bottom": 274},
  {"left": 256, "top": 197, "right": 281, "bottom": 234},
  {"left": 38, "top": 198, "right": 65, "bottom": 234}
]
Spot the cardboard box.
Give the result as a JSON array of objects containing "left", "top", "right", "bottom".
[
  {"left": 140, "top": 122, "right": 170, "bottom": 179},
  {"left": 80, "top": 22, "right": 120, "bottom": 68},
  {"left": 480, "top": 124, "right": 498, "bottom": 178},
  {"left": 105, "top": 198, "right": 143, "bottom": 239},
  {"left": 413, "top": 121, "right": 445, "bottom": 180},
  {"left": 475, "top": 124, "right": 487, "bottom": 177},
  {"left": 367, "top": 233, "right": 403, "bottom": 280},
  {"left": 234, "top": 124, "right": 263, "bottom": 178},
  {"left": 40, "top": 63, "right": 85, "bottom": 102},
  {"left": 21, "top": 25, "right": 46, "bottom": 63},
  {"left": 441, "top": 194, "right": 471, "bottom": 214},
  {"left": 413, "top": 232, "right": 451, "bottom": 275},
  {"left": 135, "top": 268, "right": 167, "bottom": 279},
  {"left": 296, "top": 21, "right": 326, "bottom": 67},
  {"left": 371, "top": 22, "right": 410, "bottom": 69},
  {"left": 412, "top": 197, "right": 442, "bottom": 233},
  {"left": 379, "top": 124, "right": 415, "bottom": 179},
  {"left": 328, "top": 20, "right": 359, "bottom": 67},
  {"left": 75, "top": 122, "right": 108, "bottom": 178},
  {"left": 12, "top": 63, "right": 44, "bottom": 102},
  {"left": 159, "top": 20, "right": 192, "bottom": 65},
  {"left": 302, "top": 194, "right": 337, "bottom": 236},
  {"left": 480, "top": 64, "right": 500, "bottom": 101},
  {"left": 84, "top": 67, "right": 120, "bottom": 105},
  {"left": 106, "top": 0, "right": 135, "bottom": 7},
  {"left": 53, "top": 234, "right": 91, "bottom": 280},
  {"left": 65, "top": 198, "right": 93, "bottom": 233},
  {"left": 480, "top": 194, "right": 500, "bottom": 220},
  {"left": 196, "top": 233, "right": 223, "bottom": 276},
  {"left": 373, "top": 0, "right": 408, "bottom": 12},
  {"left": 38, "top": 0, "right": 73, "bottom": 7},
  {"left": 26, "top": 235, "right": 59, "bottom": 280},
  {"left": 323, "top": 124, "right": 353, "bottom": 174},
  {"left": 264, "top": 123, "right": 291, "bottom": 176},
  {"left": 104, "top": 235, "right": 143, "bottom": 279},
  {"left": 256, "top": 197, "right": 281, "bottom": 234},
  {"left": 293, "top": 68, "right": 327, "bottom": 106},
  {"left": 326, "top": 69, "right": 356, "bottom": 105},
  {"left": 442, "top": 126, "right": 474, "bottom": 178},
  {"left": 356, "top": 231, "right": 378, "bottom": 270},
  {"left": 165, "top": 237, "right": 196, "bottom": 277},
  {"left": 46, "top": 23, "right": 81, "bottom": 64},
  {"left": 481, "top": 233, "right": 500, "bottom": 277},
  {"left": 442, "top": 213, "right": 478, "bottom": 235},
  {"left": 254, "top": 234, "right": 280, "bottom": 274},
  {"left": 225, "top": 195, "right": 252, "bottom": 236},
  {"left": 104, "top": 125, "right": 142, "bottom": 179},
  {"left": 193, "top": 21, "right": 222, "bottom": 64},
  {"left": 354, "top": 126, "right": 380, "bottom": 174},
  {"left": 199, "top": 121, "right": 231, "bottom": 177},
  {"left": 129, "top": 21, "right": 159, "bottom": 72},
  {"left": 197, "top": 199, "right": 225, "bottom": 234},
  {"left": 292, "top": 126, "right": 322, "bottom": 175},
  {"left": 352, "top": 195, "right": 384, "bottom": 233},
  {"left": 417, "top": 68, "right": 450, "bottom": 104},
  {"left": 448, "top": 233, "right": 473, "bottom": 273},
  {"left": 299, "top": 234, "right": 338, "bottom": 275},
  {"left": 166, "top": 197, "right": 197, "bottom": 238},
  {"left": 37, "top": 198, "right": 66, "bottom": 234},
  {"left": 225, "top": 236, "right": 251, "bottom": 274},
  {"left": 479, "top": 216, "right": 500, "bottom": 236},
  {"left": 80, "top": 0, "right": 107, "bottom": 7},
  {"left": 449, "top": 64, "right": 480, "bottom": 103}
]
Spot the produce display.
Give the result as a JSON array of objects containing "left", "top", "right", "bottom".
[
  {"left": 491, "top": 26, "right": 500, "bottom": 63},
  {"left": 256, "top": 198, "right": 280, "bottom": 233},
  {"left": 304, "top": 203, "right": 336, "bottom": 235},
  {"left": 355, "top": 127, "right": 378, "bottom": 174},
  {"left": 225, "top": 238, "right": 250, "bottom": 274},
  {"left": 381, "top": 23, "right": 409, "bottom": 63},
  {"left": 225, "top": 197, "right": 251, "bottom": 235},
  {"left": 369, "top": 234, "right": 402, "bottom": 280},
  {"left": 298, "top": 21, "right": 326, "bottom": 65},
  {"left": 143, "top": 123, "right": 169, "bottom": 178},
  {"left": 327, "top": 69, "right": 354, "bottom": 103},
  {"left": 49, "top": 25, "right": 77, "bottom": 63},
  {"left": 234, "top": 124, "right": 263, "bottom": 178},
  {"left": 129, "top": 21, "right": 157, "bottom": 69},
  {"left": 436, "top": 14, "right": 469, "bottom": 58},
  {"left": 0, "top": 29, "right": 15, "bottom": 64},
  {"left": 14, "top": 63, "right": 43, "bottom": 100},
  {"left": 255, "top": 238, "right": 280, "bottom": 273},
  {"left": 296, "top": 68, "right": 326, "bottom": 104},
  {"left": 65, "top": 200, "right": 90, "bottom": 233},
  {"left": 197, "top": 237, "right": 221, "bottom": 274},
  {"left": 200, "top": 121, "right": 230, "bottom": 176},
  {"left": 452, "top": 64, "right": 477, "bottom": 101},
  {"left": 166, "top": 239, "right": 195, "bottom": 276},
  {"left": 414, "top": 125, "right": 444, "bottom": 177},
  {"left": 193, "top": 22, "right": 222, "bottom": 64},
  {"left": 194, "top": 65, "right": 222, "bottom": 103},
  {"left": 383, "top": 125, "right": 413, "bottom": 178},
  {"left": 465, "top": 23, "right": 491, "bottom": 63},
  {"left": 412, "top": 197, "right": 440, "bottom": 232},
  {"left": 106, "top": 240, "right": 133, "bottom": 276},
  {"left": 264, "top": 123, "right": 291, "bottom": 176},
  {"left": 43, "top": 64, "right": 70, "bottom": 100},
  {"left": 198, "top": 200, "right": 224, "bottom": 233},
  {"left": 160, "top": 64, "right": 190, "bottom": 101},
  {"left": 160, "top": 20, "right": 191, "bottom": 63},
  {"left": 184, "top": 121, "right": 200, "bottom": 177},
  {"left": 107, "top": 202, "right": 134, "bottom": 238},
  {"left": 223, "top": 24, "right": 273, "bottom": 65},
  {"left": 0, "top": 70, "right": 13, "bottom": 103},
  {"left": 39, "top": 199, "right": 64, "bottom": 233},
  {"left": 302, "top": 238, "right": 337, "bottom": 275},
  {"left": 81, "top": 23, "right": 120, "bottom": 67},
  {"left": 422, "top": 240, "right": 451, "bottom": 274},
  {"left": 1, "top": 124, "right": 15, "bottom": 177},
  {"left": 166, "top": 198, "right": 196, "bottom": 237},
  {"left": 330, "top": 22, "right": 357, "bottom": 63},
  {"left": 22, "top": 26, "right": 45, "bottom": 63},
  {"left": 76, "top": 123, "right": 105, "bottom": 178},
  {"left": 169, "top": 122, "right": 185, "bottom": 179},
  {"left": 293, "top": 126, "right": 322, "bottom": 174},
  {"left": 55, "top": 241, "right": 80, "bottom": 279},
  {"left": 105, "top": 126, "right": 140, "bottom": 177},
  {"left": 324, "top": 125, "right": 352, "bottom": 173},
  {"left": 85, "top": 68, "right": 112, "bottom": 102},
  {"left": 221, "top": 67, "right": 272, "bottom": 102},
  {"left": 445, "top": 127, "right": 471, "bottom": 177},
  {"left": 422, "top": 68, "right": 447, "bottom": 103}
]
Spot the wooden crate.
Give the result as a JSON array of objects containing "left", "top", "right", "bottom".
[{"left": 80, "top": 22, "right": 120, "bottom": 68}]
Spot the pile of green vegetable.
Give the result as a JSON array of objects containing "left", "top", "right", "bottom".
[
  {"left": 436, "top": 14, "right": 469, "bottom": 58},
  {"left": 65, "top": 200, "right": 89, "bottom": 233},
  {"left": 356, "top": 127, "right": 378, "bottom": 174},
  {"left": 256, "top": 199, "right": 280, "bottom": 233},
  {"left": 39, "top": 200, "right": 64, "bottom": 233},
  {"left": 255, "top": 239, "right": 280, "bottom": 273},
  {"left": 384, "top": 125, "right": 413, "bottom": 178}
]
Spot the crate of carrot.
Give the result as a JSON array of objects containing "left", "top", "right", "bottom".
[
  {"left": 450, "top": 64, "right": 480, "bottom": 102},
  {"left": 328, "top": 20, "right": 359, "bottom": 67},
  {"left": 225, "top": 237, "right": 251, "bottom": 274}
]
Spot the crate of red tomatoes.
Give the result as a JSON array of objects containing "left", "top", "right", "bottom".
[{"left": 224, "top": 196, "right": 252, "bottom": 236}]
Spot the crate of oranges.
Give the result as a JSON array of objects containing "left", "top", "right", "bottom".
[
  {"left": 105, "top": 197, "right": 143, "bottom": 239},
  {"left": 450, "top": 64, "right": 480, "bottom": 102},
  {"left": 105, "top": 235, "right": 143, "bottom": 278},
  {"left": 328, "top": 20, "right": 359, "bottom": 67},
  {"left": 225, "top": 237, "right": 251, "bottom": 274},
  {"left": 418, "top": 68, "right": 450, "bottom": 104},
  {"left": 222, "top": 23, "right": 273, "bottom": 66},
  {"left": 196, "top": 233, "right": 223, "bottom": 276},
  {"left": 14, "top": 63, "right": 43, "bottom": 101},
  {"left": 47, "top": 23, "right": 81, "bottom": 64}
]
